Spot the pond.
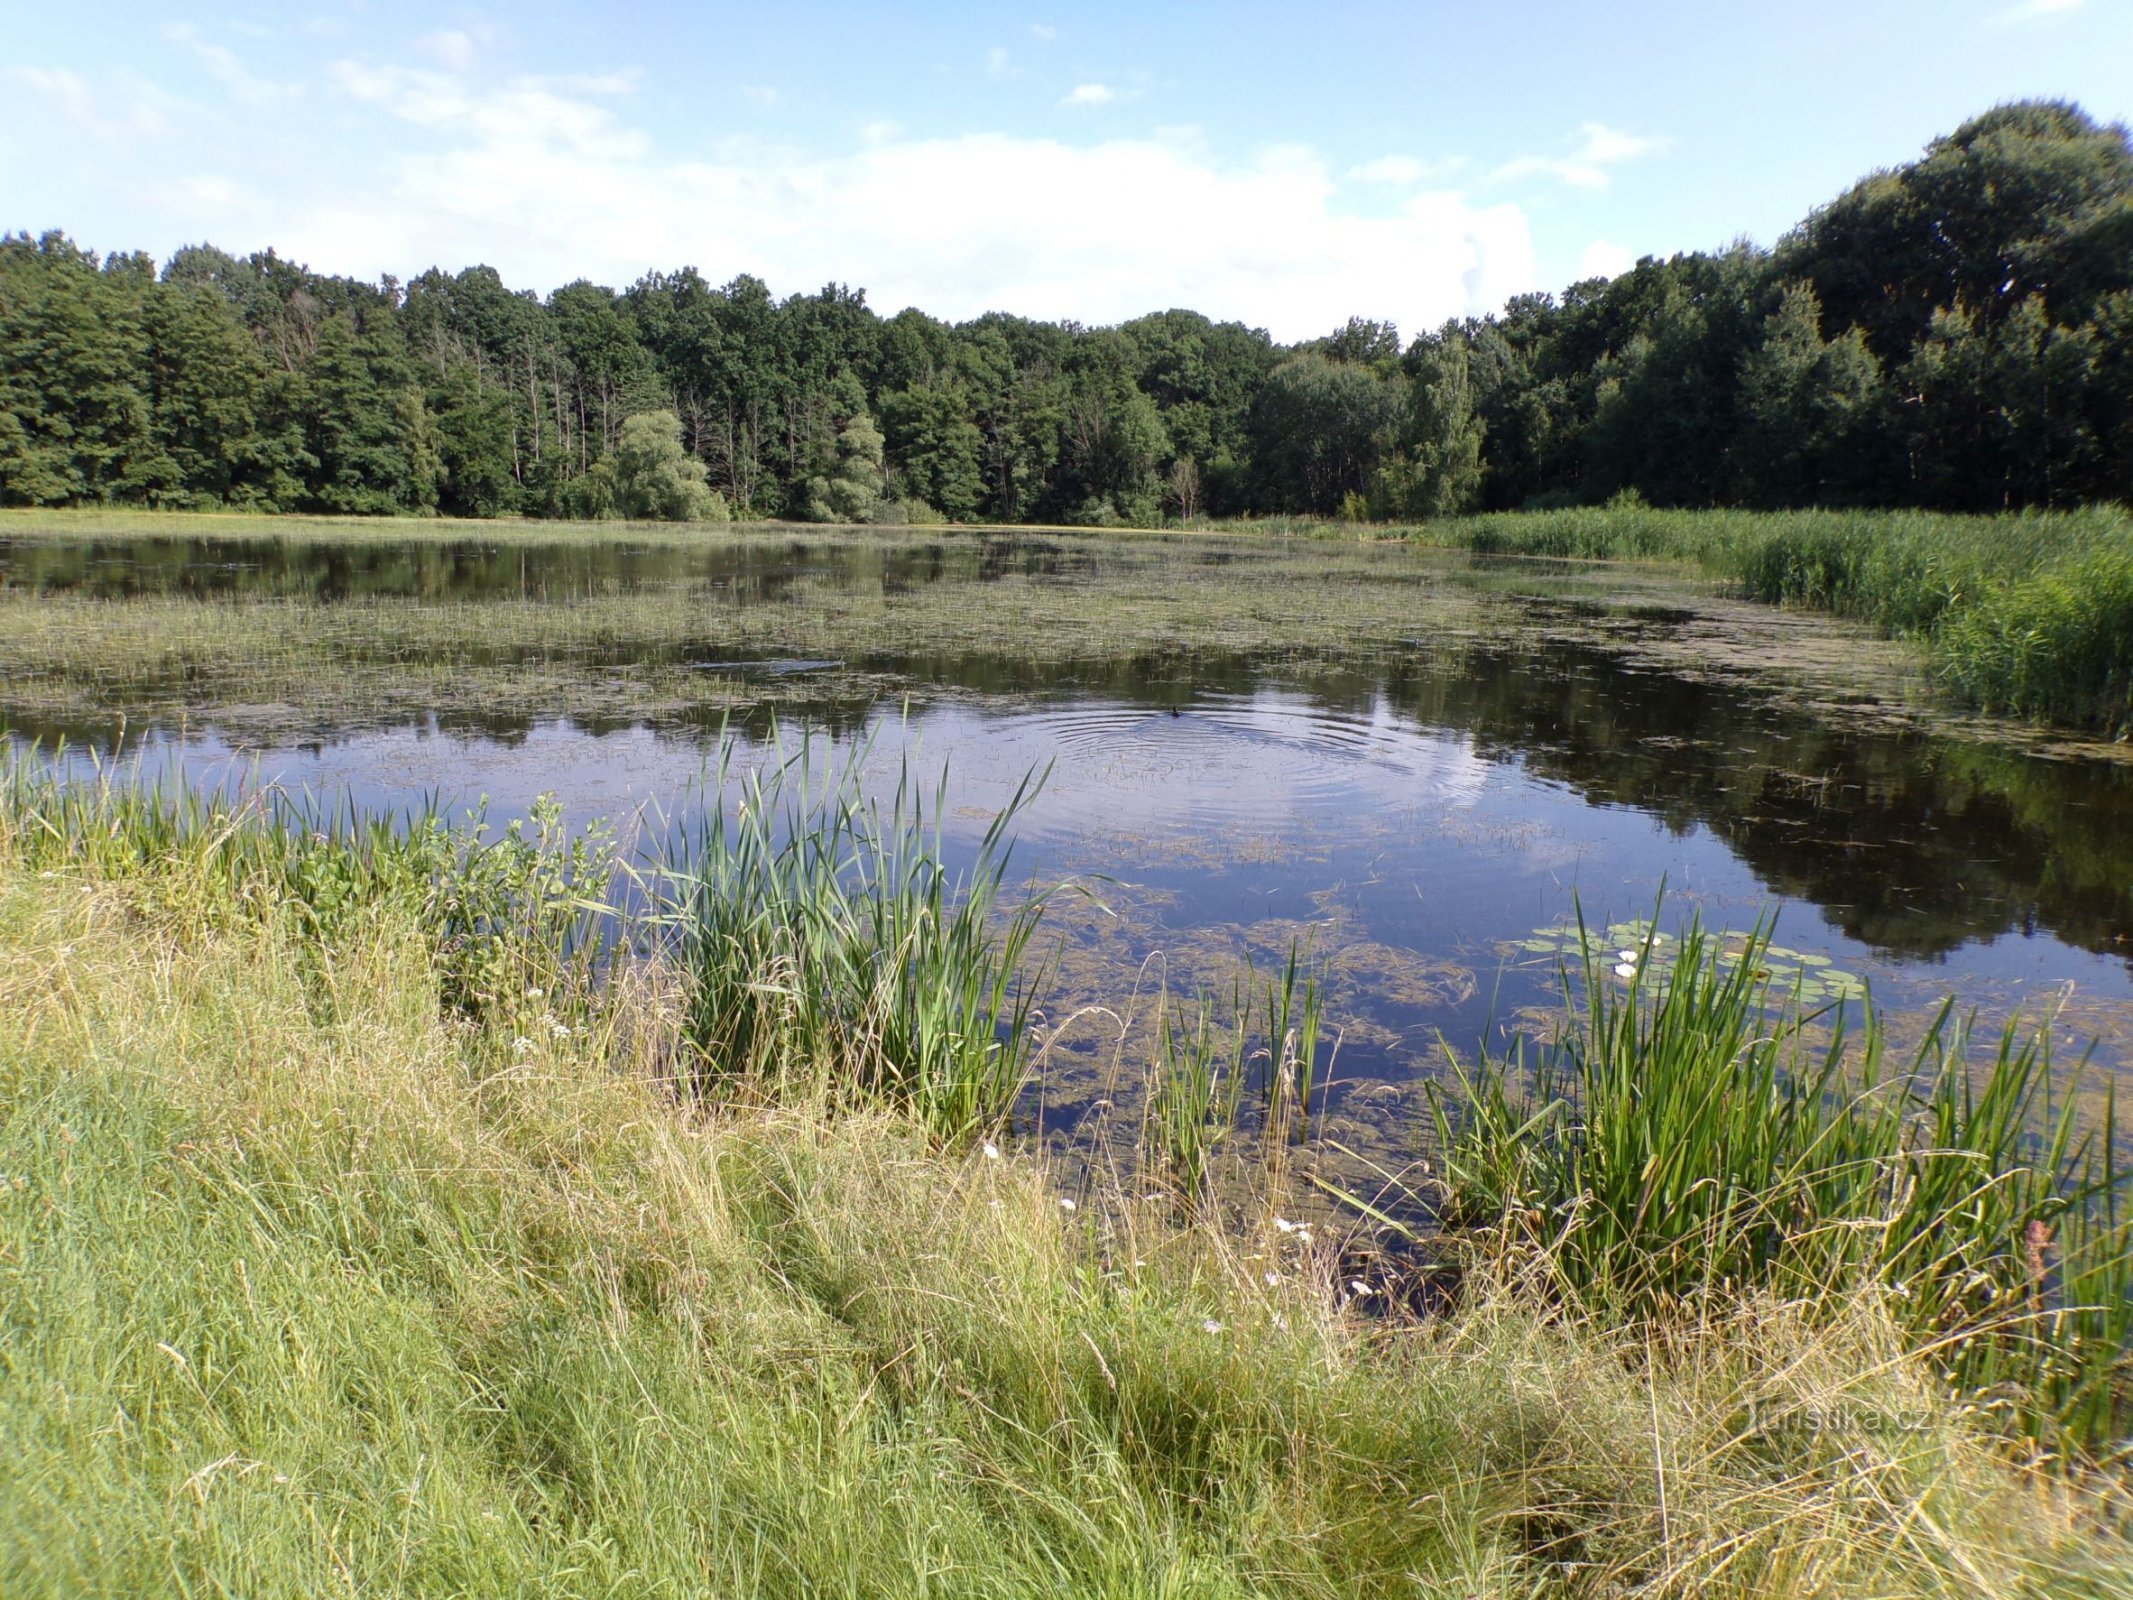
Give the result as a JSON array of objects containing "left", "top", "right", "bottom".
[{"left": 7, "top": 522, "right": 2132, "bottom": 1159}]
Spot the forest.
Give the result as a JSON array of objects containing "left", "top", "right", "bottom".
[{"left": 3, "top": 100, "right": 2129, "bottom": 524}]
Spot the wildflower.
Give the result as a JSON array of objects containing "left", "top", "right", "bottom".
[
  {"left": 1264, "top": 1272, "right": 1280, "bottom": 1287},
  {"left": 1348, "top": 1279, "right": 1372, "bottom": 1297},
  {"left": 511, "top": 1036, "right": 535, "bottom": 1054},
  {"left": 1202, "top": 1318, "right": 1223, "bottom": 1334},
  {"left": 1059, "top": 1197, "right": 1077, "bottom": 1212},
  {"left": 1274, "top": 1216, "right": 1301, "bottom": 1233},
  {"left": 524, "top": 986, "right": 544, "bottom": 1000},
  {"left": 1618, "top": 949, "right": 1638, "bottom": 962},
  {"left": 981, "top": 1141, "right": 1001, "bottom": 1161},
  {"left": 548, "top": 1018, "right": 570, "bottom": 1038}
]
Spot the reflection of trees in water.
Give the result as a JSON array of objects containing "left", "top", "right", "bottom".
[
  {"left": 1364, "top": 641, "right": 2133, "bottom": 967},
  {"left": 0, "top": 532, "right": 1098, "bottom": 604}
]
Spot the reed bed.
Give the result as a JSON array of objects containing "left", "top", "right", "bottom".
[
  {"left": 1403, "top": 505, "right": 2133, "bottom": 733},
  {"left": 662, "top": 738, "right": 1055, "bottom": 1141},
  {"left": 1430, "top": 912, "right": 2133, "bottom": 1458}
]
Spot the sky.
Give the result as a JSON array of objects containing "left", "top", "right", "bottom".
[{"left": 4, "top": 1, "right": 2129, "bottom": 343}]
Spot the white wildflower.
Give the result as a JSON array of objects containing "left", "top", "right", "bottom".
[
  {"left": 1059, "top": 1197, "right": 1077, "bottom": 1212},
  {"left": 1202, "top": 1318, "right": 1223, "bottom": 1335},
  {"left": 511, "top": 1036, "right": 535, "bottom": 1054},
  {"left": 981, "top": 1142, "right": 1001, "bottom": 1161},
  {"left": 1613, "top": 962, "right": 1638, "bottom": 979}
]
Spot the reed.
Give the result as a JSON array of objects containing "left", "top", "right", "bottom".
[
  {"left": 662, "top": 734, "right": 1056, "bottom": 1142},
  {"left": 1404, "top": 504, "right": 2133, "bottom": 733},
  {"left": 1429, "top": 907, "right": 2133, "bottom": 1456}
]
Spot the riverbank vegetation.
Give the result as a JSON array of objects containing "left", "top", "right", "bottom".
[
  {"left": 1394, "top": 503, "right": 2133, "bottom": 733},
  {"left": 4, "top": 764, "right": 2132, "bottom": 1595},
  {"left": 4, "top": 102, "right": 2129, "bottom": 524}
]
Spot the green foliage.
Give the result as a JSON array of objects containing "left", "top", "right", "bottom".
[
  {"left": 613, "top": 409, "right": 726, "bottom": 521},
  {"left": 1433, "top": 907, "right": 2133, "bottom": 1453},
  {"left": 4, "top": 99, "right": 2130, "bottom": 521},
  {"left": 1418, "top": 503, "right": 2133, "bottom": 732},
  {"left": 1372, "top": 329, "right": 1486, "bottom": 517},
  {"left": 804, "top": 411, "right": 891, "bottom": 523},
  {"left": 667, "top": 736, "right": 1054, "bottom": 1142}
]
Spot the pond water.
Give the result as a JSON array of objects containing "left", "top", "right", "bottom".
[{"left": 7, "top": 526, "right": 2133, "bottom": 1152}]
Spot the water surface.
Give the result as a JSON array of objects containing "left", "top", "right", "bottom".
[{"left": 8, "top": 527, "right": 2131, "bottom": 1142}]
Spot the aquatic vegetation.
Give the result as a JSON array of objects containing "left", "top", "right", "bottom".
[
  {"left": 1404, "top": 503, "right": 2133, "bottom": 733},
  {"left": 1514, "top": 916, "right": 1866, "bottom": 1005},
  {"left": 1436, "top": 912, "right": 2133, "bottom": 1455},
  {"left": 662, "top": 734, "right": 1056, "bottom": 1142}
]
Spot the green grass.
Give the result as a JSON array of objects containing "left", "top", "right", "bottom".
[
  {"left": 1430, "top": 909, "right": 2133, "bottom": 1458},
  {"left": 1396, "top": 505, "right": 2133, "bottom": 734},
  {"left": 8, "top": 778, "right": 2133, "bottom": 1594},
  {"left": 663, "top": 733, "right": 1056, "bottom": 1141}
]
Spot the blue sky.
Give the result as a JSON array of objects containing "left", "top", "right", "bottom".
[{"left": 5, "top": 1, "right": 2127, "bottom": 341}]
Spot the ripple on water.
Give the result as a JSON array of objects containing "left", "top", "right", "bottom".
[{"left": 998, "top": 691, "right": 1493, "bottom": 840}]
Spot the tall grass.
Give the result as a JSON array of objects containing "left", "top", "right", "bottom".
[
  {"left": 8, "top": 776, "right": 2132, "bottom": 1594},
  {"left": 1141, "top": 949, "right": 1333, "bottom": 1201},
  {"left": 1430, "top": 910, "right": 2133, "bottom": 1457},
  {"left": 662, "top": 736, "right": 1056, "bottom": 1141},
  {"left": 1, "top": 751, "right": 611, "bottom": 1017},
  {"left": 1405, "top": 505, "right": 2133, "bottom": 734}
]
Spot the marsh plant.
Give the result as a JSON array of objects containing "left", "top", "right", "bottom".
[
  {"left": 662, "top": 734, "right": 1056, "bottom": 1141},
  {"left": 1432, "top": 908, "right": 2133, "bottom": 1454},
  {"left": 2, "top": 752, "right": 613, "bottom": 1020}
]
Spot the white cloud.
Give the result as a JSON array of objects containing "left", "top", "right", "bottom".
[
  {"left": 162, "top": 25, "right": 301, "bottom": 106},
  {"left": 1992, "top": 0, "right": 2083, "bottom": 22},
  {"left": 1490, "top": 121, "right": 1667, "bottom": 189},
  {"left": 985, "top": 46, "right": 1018, "bottom": 79},
  {"left": 1347, "top": 153, "right": 1466, "bottom": 186},
  {"left": 179, "top": 173, "right": 246, "bottom": 208},
  {"left": 419, "top": 30, "right": 486, "bottom": 73},
  {"left": 1576, "top": 239, "right": 1635, "bottom": 281},
  {"left": 1061, "top": 82, "right": 1117, "bottom": 107},
  {"left": 242, "top": 67, "right": 1539, "bottom": 341},
  {"left": 8, "top": 64, "right": 174, "bottom": 140},
  {"left": 740, "top": 83, "right": 779, "bottom": 105}
]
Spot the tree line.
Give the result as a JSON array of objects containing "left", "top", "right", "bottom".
[{"left": 3, "top": 101, "right": 2128, "bottom": 523}]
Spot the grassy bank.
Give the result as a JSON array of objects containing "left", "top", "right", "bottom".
[
  {"left": 1398, "top": 506, "right": 2133, "bottom": 735},
  {"left": 5, "top": 772, "right": 2133, "bottom": 1595}
]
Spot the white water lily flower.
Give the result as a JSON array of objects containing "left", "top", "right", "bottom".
[
  {"left": 1613, "top": 962, "right": 1638, "bottom": 979},
  {"left": 1618, "top": 949, "right": 1638, "bottom": 962}
]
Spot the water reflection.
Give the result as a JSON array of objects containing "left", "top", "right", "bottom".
[{"left": 7, "top": 530, "right": 2132, "bottom": 1094}]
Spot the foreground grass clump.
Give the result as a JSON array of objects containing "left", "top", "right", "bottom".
[
  {"left": 1433, "top": 915, "right": 2133, "bottom": 1458},
  {"left": 7, "top": 799, "right": 2132, "bottom": 1593},
  {"left": 667, "top": 740, "right": 1052, "bottom": 1141},
  {"left": 1405, "top": 505, "right": 2133, "bottom": 733}
]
